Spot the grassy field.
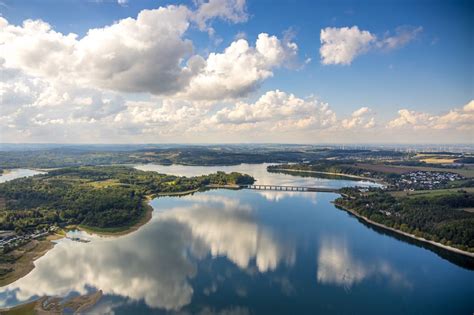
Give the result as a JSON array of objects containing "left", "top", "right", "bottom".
[
  {"left": 420, "top": 158, "right": 456, "bottom": 164},
  {"left": 390, "top": 187, "right": 474, "bottom": 198},
  {"left": 415, "top": 153, "right": 458, "bottom": 164},
  {"left": 87, "top": 179, "right": 125, "bottom": 188}
]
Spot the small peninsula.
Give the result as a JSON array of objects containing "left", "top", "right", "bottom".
[{"left": 0, "top": 166, "right": 255, "bottom": 285}]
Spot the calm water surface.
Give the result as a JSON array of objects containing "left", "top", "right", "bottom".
[
  {"left": 0, "top": 169, "right": 44, "bottom": 183},
  {"left": 134, "top": 163, "right": 381, "bottom": 189},
  {"left": 0, "top": 164, "right": 473, "bottom": 314}
]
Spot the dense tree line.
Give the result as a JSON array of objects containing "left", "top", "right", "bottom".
[
  {"left": 268, "top": 162, "right": 398, "bottom": 181},
  {"left": 0, "top": 166, "right": 255, "bottom": 232},
  {"left": 0, "top": 146, "right": 408, "bottom": 169},
  {"left": 335, "top": 188, "right": 474, "bottom": 252}
]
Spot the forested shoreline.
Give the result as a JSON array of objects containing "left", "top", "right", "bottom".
[
  {"left": 271, "top": 162, "right": 474, "bottom": 254},
  {"left": 0, "top": 166, "right": 255, "bottom": 233},
  {"left": 335, "top": 187, "right": 474, "bottom": 253},
  {"left": 0, "top": 146, "right": 410, "bottom": 168}
]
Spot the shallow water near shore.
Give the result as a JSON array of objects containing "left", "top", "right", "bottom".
[{"left": 0, "top": 164, "right": 473, "bottom": 314}]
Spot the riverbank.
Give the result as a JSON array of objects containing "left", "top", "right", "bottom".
[
  {"left": 271, "top": 168, "right": 385, "bottom": 184},
  {"left": 334, "top": 202, "right": 474, "bottom": 258},
  {"left": 0, "top": 234, "right": 63, "bottom": 287},
  {"left": 153, "top": 184, "right": 241, "bottom": 197},
  {"left": 205, "top": 184, "right": 241, "bottom": 189},
  {"left": 154, "top": 188, "right": 200, "bottom": 197},
  {"left": 0, "top": 169, "right": 12, "bottom": 175}
]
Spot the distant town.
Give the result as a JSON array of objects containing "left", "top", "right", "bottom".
[{"left": 394, "top": 171, "right": 464, "bottom": 191}]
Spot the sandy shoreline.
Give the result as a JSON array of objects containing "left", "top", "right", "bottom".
[
  {"left": 335, "top": 202, "right": 474, "bottom": 258},
  {"left": 0, "top": 234, "right": 63, "bottom": 287},
  {"left": 0, "top": 289, "right": 103, "bottom": 313}
]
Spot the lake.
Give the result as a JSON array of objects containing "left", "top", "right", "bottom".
[
  {"left": 0, "top": 164, "right": 473, "bottom": 314},
  {"left": 0, "top": 169, "right": 44, "bottom": 183}
]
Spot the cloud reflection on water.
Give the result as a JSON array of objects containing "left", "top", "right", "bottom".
[
  {"left": 316, "top": 237, "right": 411, "bottom": 290},
  {"left": 1, "top": 192, "right": 294, "bottom": 311},
  {"left": 161, "top": 194, "right": 295, "bottom": 272},
  {"left": 256, "top": 190, "right": 318, "bottom": 203}
]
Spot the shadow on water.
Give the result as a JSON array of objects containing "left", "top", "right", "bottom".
[{"left": 336, "top": 207, "right": 474, "bottom": 270}]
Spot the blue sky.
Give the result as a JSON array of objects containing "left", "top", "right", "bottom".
[{"left": 0, "top": 0, "right": 473, "bottom": 143}]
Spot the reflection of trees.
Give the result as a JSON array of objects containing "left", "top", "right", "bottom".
[{"left": 2, "top": 193, "right": 294, "bottom": 311}]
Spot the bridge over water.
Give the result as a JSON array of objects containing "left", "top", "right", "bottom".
[{"left": 243, "top": 184, "right": 339, "bottom": 193}]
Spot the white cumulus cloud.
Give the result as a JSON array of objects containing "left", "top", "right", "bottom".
[
  {"left": 320, "top": 25, "right": 422, "bottom": 65},
  {"left": 0, "top": 1, "right": 291, "bottom": 101},
  {"left": 320, "top": 26, "right": 375, "bottom": 65},
  {"left": 193, "top": 0, "right": 248, "bottom": 34},
  {"left": 182, "top": 34, "right": 298, "bottom": 100},
  {"left": 0, "top": 6, "right": 195, "bottom": 94},
  {"left": 207, "top": 90, "right": 336, "bottom": 131},
  {"left": 387, "top": 100, "right": 474, "bottom": 130},
  {"left": 341, "top": 107, "right": 375, "bottom": 129}
]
